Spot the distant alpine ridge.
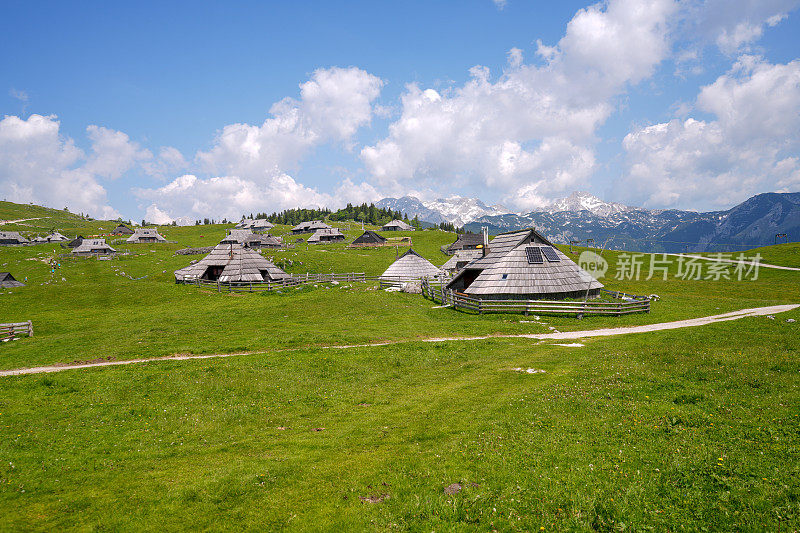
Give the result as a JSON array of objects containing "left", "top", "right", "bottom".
[{"left": 377, "top": 191, "right": 800, "bottom": 253}]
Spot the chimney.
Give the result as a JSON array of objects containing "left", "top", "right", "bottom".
[{"left": 482, "top": 226, "right": 489, "bottom": 257}]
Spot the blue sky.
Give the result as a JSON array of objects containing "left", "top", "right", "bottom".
[{"left": 2, "top": 0, "right": 799, "bottom": 222}]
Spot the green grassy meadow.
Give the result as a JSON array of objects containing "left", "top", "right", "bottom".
[{"left": 1, "top": 202, "right": 799, "bottom": 531}]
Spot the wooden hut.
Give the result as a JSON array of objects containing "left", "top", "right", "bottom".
[
  {"left": 380, "top": 249, "right": 442, "bottom": 281},
  {"left": 446, "top": 228, "right": 602, "bottom": 300},
  {"left": 226, "top": 229, "right": 281, "bottom": 249},
  {"left": 381, "top": 219, "right": 414, "bottom": 231},
  {"left": 350, "top": 230, "right": 387, "bottom": 246},
  {"left": 174, "top": 242, "right": 290, "bottom": 283},
  {"left": 0, "top": 272, "right": 25, "bottom": 288},
  {"left": 112, "top": 224, "right": 135, "bottom": 235},
  {"left": 72, "top": 239, "right": 117, "bottom": 255},
  {"left": 0, "top": 231, "right": 29, "bottom": 245},
  {"left": 441, "top": 249, "right": 483, "bottom": 274},
  {"left": 127, "top": 228, "right": 167, "bottom": 243},
  {"left": 234, "top": 219, "right": 274, "bottom": 231},
  {"left": 66, "top": 235, "right": 85, "bottom": 248},
  {"left": 33, "top": 232, "right": 69, "bottom": 243},
  {"left": 307, "top": 228, "right": 345, "bottom": 244},
  {"left": 291, "top": 220, "right": 332, "bottom": 234},
  {"left": 444, "top": 232, "right": 483, "bottom": 254}
]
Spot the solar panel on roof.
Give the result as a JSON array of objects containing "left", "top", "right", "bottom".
[
  {"left": 541, "top": 246, "right": 560, "bottom": 262},
  {"left": 525, "top": 246, "right": 543, "bottom": 264}
]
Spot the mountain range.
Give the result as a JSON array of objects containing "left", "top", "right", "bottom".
[{"left": 377, "top": 191, "right": 800, "bottom": 253}]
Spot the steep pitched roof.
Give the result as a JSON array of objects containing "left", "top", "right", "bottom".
[
  {"left": 113, "top": 224, "right": 135, "bottom": 234},
  {"left": 307, "top": 228, "right": 345, "bottom": 243},
  {"left": 0, "top": 231, "right": 29, "bottom": 244},
  {"left": 174, "top": 242, "right": 290, "bottom": 282},
  {"left": 126, "top": 228, "right": 167, "bottom": 242},
  {"left": 72, "top": 239, "right": 117, "bottom": 254},
  {"left": 0, "top": 272, "right": 25, "bottom": 288},
  {"left": 441, "top": 249, "right": 483, "bottom": 271},
  {"left": 351, "top": 230, "right": 387, "bottom": 245},
  {"left": 380, "top": 249, "right": 442, "bottom": 280},
  {"left": 446, "top": 228, "right": 602, "bottom": 297},
  {"left": 382, "top": 219, "right": 414, "bottom": 231}
]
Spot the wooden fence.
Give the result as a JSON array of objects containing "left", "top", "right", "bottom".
[
  {"left": 1, "top": 321, "right": 33, "bottom": 340},
  {"left": 184, "top": 272, "right": 367, "bottom": 293},
  {"left": 422, "top": 280, "right": 650, "bottom": 317}
]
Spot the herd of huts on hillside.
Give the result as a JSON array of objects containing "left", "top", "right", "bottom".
[{"left": 1, "top": 217, "right": 602, "bottom": 300}]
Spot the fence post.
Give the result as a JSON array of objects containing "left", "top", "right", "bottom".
[
  {"left": 618, "top": 302, "right": 622, "bottom": 317},
  {"left": 478, "top": 299, "right": 483, "bottom": 315},
  {"left": 217, "top": 281, "right": 221, "bottom": 293},
  {"left": 28, "top": 320, "right": 33, "bottom": 337}
]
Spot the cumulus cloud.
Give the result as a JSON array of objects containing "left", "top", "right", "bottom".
[
  {"left": 618, "top": 56, "right": 800, "bottom": 209},
  {"left": 135, "top": 172, "right": 380, "bottom": 222},
  {"left": 0, "top": 114, "right": 121, "bottom": 218},
  {"left": 83, "top": 125, "right": 152, "bottom": 180},
  {"left": 361, "top": 0, "right": 678, "bottom": 210},
  {"left": 197, "top": 66, "right": 383, "bottom": 179},
  {"left": 688, "top": 0, "right": 799, "bottom": 54}
]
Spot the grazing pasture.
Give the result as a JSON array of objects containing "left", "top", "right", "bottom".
[{"left": 1, "top": 201, "right": 799, "bottom": 530}]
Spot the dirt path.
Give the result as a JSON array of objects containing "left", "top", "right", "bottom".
[
  {"left": 0, "top": 217, "right": 46, "bottom": 225},
  {"left": 1, "top": 304, "right": 796, "bottom": 378},
  {"left": 665, "top": 253, "right": 800, "bottom": 272}
]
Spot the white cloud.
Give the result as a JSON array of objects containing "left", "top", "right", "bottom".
[
  {"left": 135, "top": 172, "right": 379, "bottom": 222},
  {"left": 493, "top": 0, "right": 507, "bottom": 9},
  {"left": 361, "top": 0, "right": 677, "bottom": 209},
  {"left": 142, "top": 146, "right": 189, "bottom": 179},
  {"left": 83, "top": 125, "right": 152, "bottom": 180},
  {"left": 0, "top": 114, "right": 120, "bottom": 218},
  {"left": 619, "top": 57, "right": 800, "bottom": 209},
  {"left": 689, "top": 0, "right": 799, "bottom": 54},
  {"left": 197, "top": 66, "right": 383, "bottom": 179}
]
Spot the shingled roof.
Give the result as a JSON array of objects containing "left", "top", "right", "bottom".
[
  {"left": 225, "top": 229, "right": 281, "bottom": 249},
  {"left": 72, "top": 239, "right": 117, "bottom": 255},
  {"left": 235, "top": 219, "right": 274, "bottom": 231},
  {"left": 307, "top": 228, "right": 345, "bottom": 243},
  {"left": 446, "top": 228, "right": 603, "bottom": 299},
  {"left": 32, "top": 232, "right": 69, "bottom": 243},
  {"left": 0, "top": 272, "right": 25, "bottom": 288},
  {"left": 444, "top": 232, "right": 483, "bottom": 254},
  {"left": 381, "top": 219, "right": 414, "bottom": 231},
  {"left": 126, "top": 228, "right": 167, "bottom": 243},
  {"left": 441, "top": 249, "right": 483, "bottom": 273},
  {"left": 112, "top": 224, "right": 135, "bottom": 235},
  {"left": 351, "top": 230, "right": 387, "bottom": 245},
  {"left": 174, "top": 242, "right": 290, "bottom": 283},
  {"left": 380, "top": 249, "right": 442, "bottom": 280},
  {"left": 291, "top": 220, "right": 332, "bottom": 233},
  {"left": 0, "top": 231, "right": 29, "bottom": 245}
]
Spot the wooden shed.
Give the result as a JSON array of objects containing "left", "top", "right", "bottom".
[
  {"left": 441, "top": 249, "right": 483, "bottom": 274},
  {"left": 112, "top": 224, "right": 135, "bottom": 235},
  {"left": 126, "top": 228, "right": 167, "bottom": 243},
  {"left": 307, "top": 228, "right": 345, "bottom": 244},
  {"left": 444, "top": 232, "right": 483, "bottom": 254},
  {"left": 174, "top": 242, "right": 290, "bottom": 283},
  {"left": 350, "top": 230, "right": 387, "bottom": 246},
  {"left": 66, "top": 235, "right": 85, "bottom": 248},
  {"left": 32, "top": 232, "right": 69, "bottom": 243},
  {"left": 235, "top": 219, "right": 274, "bottom": 231},
  {"left": 380, "top": 249, "right": 442, "bottom": 281},
  {"left": 291, "top": 220, "right": 332, "bottom": 234},
  {"left": 225, "top": 229, "right": 281, "bottom": 249},
  {"left": 0, "top": 231, "right": 30, "bottom": 245},
  {"left": 381, "top": 219, "right": 414, "bottom": 231},
  {"left": 72, "top": 239, "right": 117, "bottom": 255},
  {"left": 0, "top": 272, "right": 25, "bottom": 288},
  {"left": 446, "top": 228, "right": 602, "bottom": 300}
]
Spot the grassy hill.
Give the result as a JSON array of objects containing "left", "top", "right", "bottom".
[{"left": 1, "top": 201, "right": 799, "bottom": 530}]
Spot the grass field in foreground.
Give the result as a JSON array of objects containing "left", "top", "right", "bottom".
[{"left": 1, "top": 308, "right": 798, "bottom": 531}]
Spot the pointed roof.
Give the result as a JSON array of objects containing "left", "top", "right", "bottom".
[
  {"left": 113, "top": 224, "right": 135, "bottom": 234},
  {"left": 0, "top": 272, "right": 25, "bottom": 288},
  {"left": 126, "top": 228, "right": 167, "bottom": 242},
  {"left": 0, "top": 231, "right": 29, "bottom": 244},
  {"left": 382, "top": 219, "right": 414, "bottom": 231},
  {"left": 380, "top": 249, "right": 442, "bottom": 280},
  {"left": 235, "top": 218, "right": 274, "bottom": 230},
  {"left": 446, "top": 228, "right": 602, "bottom": 297},
  {"left": 351, "top": 230, "right": 387, "bottom": 245},
  {"left": 307, "top": 227, "right": 345, "bottom": 243},
  {"left": 72, "top": 239, "right": 117, "bottom": 254},
  {"left": 174, "top": 242, "right": 290, "bottom": 282}
]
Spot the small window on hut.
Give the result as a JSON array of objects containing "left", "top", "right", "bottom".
[{"left": 502, "top": 273, "right": 508, "bottom": 280}]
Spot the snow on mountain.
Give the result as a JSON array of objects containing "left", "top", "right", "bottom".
[
  {"left": 542, "top": 191, "right": 632, "bottom": 217},
  {"left": 376, "top": 196, "right": 507, "bottom": 226}
]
